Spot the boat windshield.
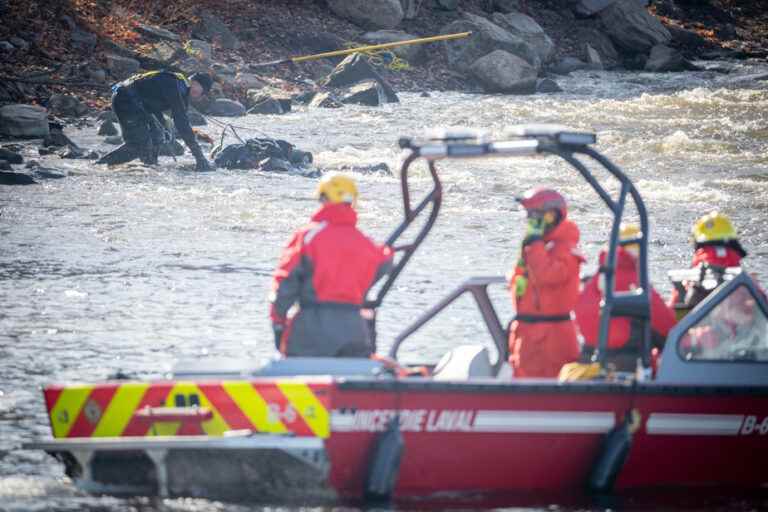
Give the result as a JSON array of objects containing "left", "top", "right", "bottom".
[{"left": 678, "top": 284, "right": 768, "bottom": 362}]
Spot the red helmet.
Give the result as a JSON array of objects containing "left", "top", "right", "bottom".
[{"left": 517, "top": 187, "right": 567, "bottom": 219}]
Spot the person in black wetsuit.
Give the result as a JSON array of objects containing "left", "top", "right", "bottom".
[{"left": 97, "top": 71, "right": 213, "bottom": 171}]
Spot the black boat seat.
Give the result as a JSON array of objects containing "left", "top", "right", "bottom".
[{"left": 431, "top": 345, "right": 494, "bottom": 380}]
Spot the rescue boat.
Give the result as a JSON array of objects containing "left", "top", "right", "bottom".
[{"left": 25, "top": 126, "right": 768, "bottom": 506}]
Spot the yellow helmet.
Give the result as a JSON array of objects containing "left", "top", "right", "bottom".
[
  {"left": 316, "top": 173, "right": 358, "bottom": 207},
  {"left": 691, "top": 212, "right": 737, "bottom": 244},
  {"left": 619, "top": 222, "right": 641, "bottom": 254}
]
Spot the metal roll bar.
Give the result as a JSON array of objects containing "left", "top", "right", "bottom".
[{"left": 376, "top": 125, "right": 653, "bottom": 369}]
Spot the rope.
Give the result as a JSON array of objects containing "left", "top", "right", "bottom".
[{"left": 343, "top": 42, "right": 410, "bottom": 71}]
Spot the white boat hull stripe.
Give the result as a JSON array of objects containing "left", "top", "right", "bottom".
[{"left": 645, "top": 413, "right": 744, "bottom": 436}]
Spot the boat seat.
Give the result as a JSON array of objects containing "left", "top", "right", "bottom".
[{"left": 431, "top": 345, "right": 494, "bottom": 381}]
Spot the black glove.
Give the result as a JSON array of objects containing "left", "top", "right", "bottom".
[{"left": 273, "top": 324, "right": 285, "bottom": 350}]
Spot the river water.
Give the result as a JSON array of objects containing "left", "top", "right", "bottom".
[{"left": 1, "top": 61, "right": 767, "bottom": 511}]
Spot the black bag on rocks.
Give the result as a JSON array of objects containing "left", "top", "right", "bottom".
[{"left": 212, "top": 137, "right": 313, "bottom": 173}]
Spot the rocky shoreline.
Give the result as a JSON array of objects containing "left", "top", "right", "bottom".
[{"left": 0, "top": 0, "right": 766, "bottom": 183}]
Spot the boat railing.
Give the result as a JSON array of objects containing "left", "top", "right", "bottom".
[{"left": 387, "top": 125, "right": 654, "bottom": 369}]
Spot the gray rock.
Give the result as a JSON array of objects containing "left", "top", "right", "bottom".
[
  {"left": 48, "top": 94, "right": 88, "bottom": 118},
  {"left": 104, "top": 135, "right": 123, "bottom": 145},
  {"left": 436, "top": 0, "right": 459, "bottom": 9},
  {"left": 184, "top": 39, "right": 213, "bottom": 61},
  {"left": 340, "top": 80, "right": 385, "bottom": 106},
  {"left": 321, "top": 53, "right": 399, "bottom": 103},
  {"left": 105, "top": 53, "right": 140, "bottom": 78},
  {"left": 135, "top": 23, "right": 181, "bottom": 42},
  {"left": 469, "top": 50, "right": 538, "bottom": 94},
  {"left": 492, "top": 12, "right": 555, "bottom": 63},
  {"left": 71, "top": 29, "right": 97, "bottom": 52},
  {"left": 401, "top": 0, "right": 420, "bottom": 19},
  {"left": 490, "top": 0, "right": 523, "bottom": 13},
  {"left": 585, "top": 44, "right": 604, "bottom": 70},
  {"left": 600, "top": 0, "right": 671, "bottom": 53},
  {"left": 309, "top": 92, "right": 343, "bottom": 109},
  {"left": 0, "top": 104, "right": 49, "bottom": 138},
  {"left": 571, "top": 0, "right": 616, "bottom": 16},
  {"left": 207, "top": 98, "right": 245, "bottom": 117},
  {"left": 188, "top": 110, "right": 207, "bottom": 126},
  {"left": 572, "top": 27, "right": 619, "bottom": 67},
  {"left": 0, "top": 171, "right": 36, "bottom": 185},
  {"left": 548, "top": 56, "right": 590, "bottom": 75},
  {"left": 248, "top": 97, "right": 285, "bottom": 115},
  {"left": 0, "top": 148, "right": 22, "bottom": 164},
  {"left": 644, "top": 44, "right": 698, "bottom": 72},
  {"left": 234, "top": 73, "right": 265, "bottom": 90},
  {"left": 97, "top": 110, "right": 117, "bottom": 123},
  {"left": 335, "top": 162, "right": 391, "bottom": 175},
  {"left": 536, "top": 78, "right": 563, "bottom": 93},
  {"left": 360, "top": 30, "right": 423, "bottom": 63},
  {"left": 9, "top": 36, "right": 28, "bottom": 50},
  {"left": 327, "top": 0, "right": 404, "bottom": 30},
  {"left": 0, "top": 160, "right": 11, "bottom": 170},
  {"left": 85, "top": 66, "right": 107, "bottom": 82},
  {"left": 441, "top": 13, "right": 540, "bottom": 73},
  {"left": 44, "top": 127, "right": 79, "bottom": 149},
  {"left": 98, "top": 120, "right": 118, "bottom": 136},
  {"left": 0, "top": 41, "right": 13, "bottom": 51},
  {"left": 147, "top": 40, "right": 183, "bottom": 63},
  {"left": 292, "top": 91, "right": 316, "bottom": 105},
  {"left": 196, "top": 11, "right": 240, "bottom": 50}
]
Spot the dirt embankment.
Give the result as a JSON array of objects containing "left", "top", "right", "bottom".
[{"left": 0, "top": 0, "right": 765, "bottom": 112}]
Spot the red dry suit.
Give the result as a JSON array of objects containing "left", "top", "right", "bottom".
[
  {"left": 508, "top": 219, "right": 583, "bottom": 378},
  {"left": 269, "top": 203, "right": 393, "bottom": 357},
  {"left": 668, "top": 244, "right": 745, "bottom": 308},
  {"left": 575, "top": 247, "right": 677, "bottom": 370}
]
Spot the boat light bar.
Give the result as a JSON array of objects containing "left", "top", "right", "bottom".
[
  {"left": 416, "top": 139, "right": 540, "bottom": 160},
  {"left": 504, "top": 124, "right": 596, "bottom": 146}
]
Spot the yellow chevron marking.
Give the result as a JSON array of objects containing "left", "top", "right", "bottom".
[
  {"left": 160, "top": 382, "right": 230, "bottom": 436},
  {"left": 50, "top": 385, "right": 93, "bottom": 438},
  {"left": 222, "top": 381, "right": 288, "bottom": 434},
  {"left": 92, "top": 383, "right": 149, "bottom": 437},
  {"left": 277, "top": 381, "right": 329, "bottom": 438}
]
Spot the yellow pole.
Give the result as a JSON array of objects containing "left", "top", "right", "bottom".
[
  {"left": 250, "top": 32, "right": 472, "bottom": 68},
  {"left": 291, "top": 31, "right": 472, "bottom": 63}
]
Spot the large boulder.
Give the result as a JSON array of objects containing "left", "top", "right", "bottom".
[
  {"left": 48, "top": 94, "right": 89, "bottom": 118},
  {"left": 105, "top": 53, "right": 140, "bottom": 78},
  {"left": 492, "top": 12, "right": 555, "bottom": 64},
  {"left": 193, "top": 11, "right": 240, "bottom": 50},
  {"left": 321, "top": 53, "right": 399, "bottom": 103},
  {"left": 571, "top": 0, "right": 616, "bottom": 17},
  {"left": 469, "top": 50, "right": 538, "bottom": 94},
  {"left": 572, "top": 27, "right": 620, "bottom": 67},
  {"left": 599, "top": 0, "right": 671, "bottom": 53},
  {"left": 146, "top": 40, "right": 184, "bottom": 64},
  {"left": 327, "top": 0, "right": 404, "bottom": 30},
  {"left": 644, "top": 44, "right": 698, "bottom": 72},
  {"left": 441, "top": 13, "right": 540, "bottom": 73},
  {"left": 0, "top": 104, "right": 49, "bottom": 138},
  {"left": 360, "top": 30, "right": 423, "bottom": 63},
  {"left": 340, "top": 80, "right": 386, "bottom": 106}
]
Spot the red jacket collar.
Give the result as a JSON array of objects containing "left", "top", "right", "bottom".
[{"left": 311, "top": 202, "right": 357, "bottom": 225}]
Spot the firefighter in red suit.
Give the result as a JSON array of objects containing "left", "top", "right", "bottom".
[
  {"left": 575, "top": 224, "right": 677, "bottom": 371},
  {"left": 508, "top": 188, "right": 583, "bottom": 378},
  {"left": 668, "top": 211, "right": 748, "bottom": 309},
  {"left": 269, "top": 173, "right": 393, "bottom": 357}
]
